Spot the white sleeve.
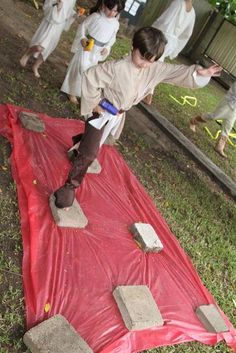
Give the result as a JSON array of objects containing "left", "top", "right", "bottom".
[
  {"left": 71, "top": 14, "right": 94, "bottom": 53},
  {"left": 51, "top": 0, "right": 75, "bottom": 24},
  {"left": 193, "top": 71, "right": 210, "bottom": 87}
]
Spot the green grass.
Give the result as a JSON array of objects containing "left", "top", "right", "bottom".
[
  {"left": 0, "top": 11, "right": 235, "bottom": 353},
  {"left": 117, "top": 131, "right": 236, "bottom": 353}
]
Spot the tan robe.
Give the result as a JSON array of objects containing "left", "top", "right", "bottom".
[{"left": 81, "top": 54, "right": 209, "bottom": 142}]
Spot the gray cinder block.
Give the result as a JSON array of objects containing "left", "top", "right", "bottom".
[
  {"left": 67, "top": 143, "right": 80, "bottom": 161},
  {"left": 130, "top": 223, "right": 163, "bottom": 252},
  {"left": 49, "top": 194, "right": 88, "bottom": 228},
  {"left": 113, "top": 285, "right": 164, "bottom": 330},
  {"left": 87, "top": 159, "right": 101, "bottom": 174},
  {"left": 23, "top": 314, "right": 93, "bottom": 353},
  {"left": 67, "top": 146, "right": 101, "bottom": 175},
  {"left": 195, "top": 304, "right": 229, "bottom": 333},
  {"left": 19, "top": 111, "right": 45, "bottom": 132}
]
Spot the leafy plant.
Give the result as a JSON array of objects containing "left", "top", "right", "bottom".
[{"left": 208, "top": 0, "right": 236, "bottom": 24}]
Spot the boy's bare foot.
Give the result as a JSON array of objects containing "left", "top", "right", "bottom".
[
  {"left": 32, "top": 65, "right": 40, "bottom": 78},
  {"left": 20, "top": 55, "right": 29, "bottom": 67},
  {"left": 69, "top": 95, "right": 78, "bottom": 104},
  {"left": 142, "top": 93, "right": 153, "bottom": 105}
]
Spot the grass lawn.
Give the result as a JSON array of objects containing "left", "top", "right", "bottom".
[{"left": 0, "top": 5, "right": 235, "bottom": 353}]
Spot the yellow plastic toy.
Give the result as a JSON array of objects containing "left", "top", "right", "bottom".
[
  {"left": 84, "top": 38, "right": 94, "bottom": 51},
  {"left": 169, "top": 94, "right": 197, "bottom": 107}
]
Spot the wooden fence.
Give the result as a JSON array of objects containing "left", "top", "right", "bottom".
[{"left": 133, "top": 0, "right": 236, "bottom": 80}]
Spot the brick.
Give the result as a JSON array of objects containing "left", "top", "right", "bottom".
[
  {"left": 23, "top": 314, "right": 93, "bottom": 353},
  {"left": 195, "top": 304, "right": 229, "bottom": 333},
  {"left": 50, "top": 194, "right": 88, "bottom": 228},
  {"left": 130, "top": 223, "right": 163, "bottom": 252},
  {"left": 113, "top": 285, "right": 164, "bottom": 330},
  {"left": 19, "top": 111, "right": 45, "bottom": 132}
]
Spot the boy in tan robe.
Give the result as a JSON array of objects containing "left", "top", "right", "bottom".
[{"left": 54, "top": 27, "right": 222, "bottom": 208}]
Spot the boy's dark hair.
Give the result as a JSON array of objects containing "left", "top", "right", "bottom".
[
  {"left": 132, "top": 27, "right": 167, "bottom": 61},
  {"left": 90, "top": 0, "right": 125, "bottom": 15}
]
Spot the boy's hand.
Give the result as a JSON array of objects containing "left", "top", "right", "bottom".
[
  {"left": 197, "top": 64, "right": 222, "bottom": 77},
  {"left": 81, "top": 38, "right": 87, "bottom": 48},
  {"left": 93, "top": 105, "right": 105, "bottom": 115},
  {"left": 101, "top": 48, "right": 108, "bottom": 56}
]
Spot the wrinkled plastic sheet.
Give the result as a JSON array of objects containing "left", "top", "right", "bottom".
[{"left": 0, "top": 104, "right": 235, "bottom": 353}]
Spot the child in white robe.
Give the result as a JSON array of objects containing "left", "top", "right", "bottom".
[
  {"left": 61, "top": 0, "right": 125, "bottom": 104},
  {"left": 20, "top": 0, "right": 77, "bottom": 78},
  {"left": 152, "top": 0, "right": 195, "bottom": 62},
  {"left": 143, "top": 0, "right": 195, "bottom": 105},
  {"left": 54, "top": 27, "right": 222, "bottom": 208},
  {"left": 190, "top": 81, "right": 236, "bottom": 158}
]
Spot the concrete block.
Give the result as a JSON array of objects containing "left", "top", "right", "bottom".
[
  {"left": 49, "top": 194, "right": 88, "bottom": 228},
  {"left": 195, "top": 304, "right": 229, "bottom": 333},
  {"left": 130, "top": 223, "right": 163, "bottom": 252},
  {"left": 113, "top": 285, "right": 164, "bottom": 330},
  {"left": 67, "top": 146, "right": 101, "bottom": 174},
  {"left": 67, "top": 142, "right": 80, "bottom": 161},
  {"left": 19, "top": 111, "right": 45, "bottom": 132},
  {"left": 104, "top": 134, "right": 116, "bottom": 145},
  {"left": 87, "top": 159, "right": 101, "bottom": 174},
  {"left": 23, "top": 314, "right": 93, "bottom": 353}
]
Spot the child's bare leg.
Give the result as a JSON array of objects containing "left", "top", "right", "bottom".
[
  {"left": 32, "top": 53, "right": 44, "bottom": 78},
  {"left": 20, "top": 45, "right": 43, "bottom": 67}
]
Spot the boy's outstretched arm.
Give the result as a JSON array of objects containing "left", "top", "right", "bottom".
[{"left": 196, "top": 64, "right": 222, "bottom": 77}]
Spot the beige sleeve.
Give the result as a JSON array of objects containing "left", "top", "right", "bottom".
[
  {"left": 160, "top": 63, "right": 201, "bottom": 89},
  {"left": 80, "top": 61, "right": 114, "bottom": 116}
]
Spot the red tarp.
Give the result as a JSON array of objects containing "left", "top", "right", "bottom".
[{"left": 0, "top": 104, "right": 235, "bottom": 353}]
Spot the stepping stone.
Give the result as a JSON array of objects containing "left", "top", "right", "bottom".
[
  {"left": 67, "top": 147, "right": 101, "bottom": 175},
  {"left": 113, "top": 285, "right": 164, "bottom": 330},
  {"left": 23, "top": 314, "right": 93, "bottom": 353},
  {"left": 19, "top": 111, "right": 45, "bottom": 132},
  {"left": 87, "top": 159, "right": 101, "bottom": 174},
  {"left": 104, "top": 134, "right": 116, "bottom": 145},
  {"left": 195, "top": 304, "right": 229, "bottom": 333},
  {"left": 49, "top": 194, "right": 88, "bottom": 228},
  {"left": 67, "top": 143, "right": 80, "bottom": 161},
  {"left": 130, "top": 223, "right": 163, "bottom": 252}
]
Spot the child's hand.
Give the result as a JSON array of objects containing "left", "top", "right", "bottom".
[
  {"left": 197, "top": 64, "right": 222, "bottom": 77},
  {"left": 81, "top": 38, "right": 88, "bottom": 48},
  {"left": 101, "top": 48, "right": 108, "bottom": 56},
  {"left": 93, "top": 105, "right": 105, "bottom": 115}
]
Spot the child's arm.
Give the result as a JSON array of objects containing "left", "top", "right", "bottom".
[
  {"left": 71, "top": 13, "right": 96, "bottom": 53},
  {"left": 160, "top": 62, "right": 222, "bottom": 89},
  {"left": 81, "top": 61, "right": 115, "bottom": 116},
  {"left": 196, "top": 64, "right": 222, "bottom": 77}
]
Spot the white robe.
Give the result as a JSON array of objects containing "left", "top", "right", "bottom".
[
  {"left": 81, "top": 54, "right": 210, "bottom": 145},
  {"left": 30, "top": 0, "right": 76, "bottom": 61},
  {"left": 203, "top": 82, "right": 236, "bottom": 137},
  {"left": 152, "top": 0, "right": 195, "bottom": 61},
  {"left": 61, "top": 11, "right": 119, "bottom": 97}
]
